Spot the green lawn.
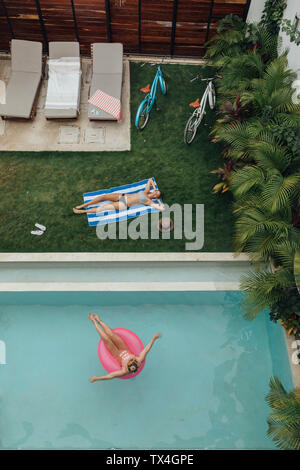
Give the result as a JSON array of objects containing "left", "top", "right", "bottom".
[{"left": 0, "top": 62, "right": 234, "bottom": 252}]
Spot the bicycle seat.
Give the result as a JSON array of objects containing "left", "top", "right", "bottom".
[
  {"left": 189, "top": 98, "right": 200, "bottom": 108},
  {"left": 140, "top": 84, "right": 151, "bottom": 93}
]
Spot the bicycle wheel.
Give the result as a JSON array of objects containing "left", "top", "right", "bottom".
[
  {"left": 135, "top": 99, "right": 150, "bottom": 130},
  {"left": 159, "top": 75, "right": 167, "bottom": 95},
  {"left": 209, "top": 83, "right": 216, "bottom": 109},
  {"left": 184, "top": 111, "right": 202, "bottom": 145}
]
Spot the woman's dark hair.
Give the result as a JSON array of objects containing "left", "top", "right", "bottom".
[{"left": 127, "top": 360, "right": 139, "bottom": 373}]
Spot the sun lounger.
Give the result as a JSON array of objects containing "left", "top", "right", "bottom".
[
  {"left": 83, "top": 177, "right": 164, "bottom": 226},
  {"left": 45, "top": 42, "right": 81, "bottom": 119},
  {"left": 0, "top": 40, "right": 43, "bottom": 119},
  {"left": 88, "top": 43, "right": 123, "bottom": 121}
]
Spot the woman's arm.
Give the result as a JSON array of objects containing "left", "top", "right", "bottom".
[
  {"left": 90, "top": 369, "right": 127, "bottom": 382},
  {"left": 144, "top": 178, "right": 153, "bottom": 194},
  {"left": 137, "top": 333, "right": 162, "bottom": 364},
  {"left": 149, "top": 201, "right": 164, "bottom": 211}
]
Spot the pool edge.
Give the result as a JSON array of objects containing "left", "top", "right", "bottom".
[{"left": 0, "top": 252, "right": 251, "bottom": 262}]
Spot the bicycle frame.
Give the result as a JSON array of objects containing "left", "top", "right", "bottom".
[
  {"left": 135, "top": 65, "right": 166, "bottom": 129},
  {"left": 145, "top": 66, "right": 165, "bottom": 113},
  {"left": 193, "top": 80, "right": 213, "bottom": 119},
  {"left": 184, "top": 76, "right": 216, "bottom": 144}
]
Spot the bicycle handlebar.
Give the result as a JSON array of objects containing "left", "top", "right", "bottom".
[
  {"left": 190, "top": 74, "right": 221, "bottom": 82},
  {"left": 140, "top": 62, "right": 164, "bottom": 67}
]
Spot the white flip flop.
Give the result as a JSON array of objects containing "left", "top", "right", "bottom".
[
  {"left": 31, "top": 230, "right": 44, "bottom": 236},
  {"left": 35, "top": 223, "right": 46, "bottom": 231}
]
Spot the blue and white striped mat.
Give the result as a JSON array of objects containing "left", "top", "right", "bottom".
[{"left": 83, "top": 177, "right": 163, "bottom": 226}]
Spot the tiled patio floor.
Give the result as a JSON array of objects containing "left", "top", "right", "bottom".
[{"left": 0, "top": 57, "right": 130, "bottom": 152}]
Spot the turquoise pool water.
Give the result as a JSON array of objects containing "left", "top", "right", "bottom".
[{"left": 0, "top": 291, "right": 293, "bottom": 450}]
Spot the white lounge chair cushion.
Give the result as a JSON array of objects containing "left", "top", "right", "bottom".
[
  {"left": 45, "top": 57, "right": 81, "bottom": 110},
  {"left": 0, "top": 72, "right": 41, "bottom": 118},
  {"left": 49, "top": 42, "right": 80, "bottom": 60},
  {"left": 11, "top": 39, "right": 42, "bottom": 74},
  {"left": 0, "top": 39, "right": 42, "bottom": 118},
  {"left": 92, "top": 43, "right": 123, "bottom": 74}
]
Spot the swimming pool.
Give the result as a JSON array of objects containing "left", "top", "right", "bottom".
[{"left": 0, "top": 291, "right": 293, "bottom": 449}]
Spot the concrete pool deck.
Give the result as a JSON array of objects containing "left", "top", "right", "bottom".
[
  {"left": 0, "top": 252, "right": 250, "bottom": 291},
  {"left": 0, "top": 56, "right": 130, "bottom": 152}
]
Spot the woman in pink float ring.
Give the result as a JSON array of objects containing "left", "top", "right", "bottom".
[{"left": 88, "top": 314, "right": 162, "bottom": 382}]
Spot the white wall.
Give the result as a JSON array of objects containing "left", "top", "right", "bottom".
[
  {"left": 246, "top": 0, "right": 266, "bottom": 23},
  {"left": 246, "top": 0, "right": 300, "bottom": 86},
  {"left": 280, "top": 0, "right": 300, "bottom": 79}
]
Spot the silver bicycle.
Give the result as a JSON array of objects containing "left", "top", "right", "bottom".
[{"left": 184, "top": 76, "right": 216, "bottom": 145}]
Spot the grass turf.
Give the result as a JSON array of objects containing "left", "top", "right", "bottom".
[{"left": 0, "top": 62, "right": 234, "bottom": 252}]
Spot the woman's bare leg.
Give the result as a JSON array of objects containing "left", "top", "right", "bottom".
[
  {"left": 88, "top": 313, "right": 108, "bottom": 339},
  {"left": 88, "top": 314, "right": 119, "bottom": 357},
  {"left": 93, "top": 314, "right": 128, "bottom": 350},
  {"left": 93, "top": 315, "right": 114, "bottom": 336},
  {"left": 73, "top": 202, "right": 117, "bottom": 215},
  {"left": 76, "top": 193, "right": 121, "bottom": 210}
]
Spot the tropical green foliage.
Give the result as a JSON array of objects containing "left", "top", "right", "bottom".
[
  {"left": 206, "top": 23, "right": 280, "bottom": 106},
  {"left": 270, "top": 289, "right": 300, "bottom": 335},
  {"left": 260, "top": 0, "right": 287, "bottom": 36},
  {"left": 295, "top": 250, "right": 300, "bottom": 295},
  {"left": 282, "top": 18, "right": 300, "bottom": 46},
  {"left": 206, "top": 15, "right": 300, "bottom": 334},
  {"left": 266, "top": 376, "right": 300, "bottom": 450},
  {"left": 205, "top": 15, "right": 247, "bottom": 65}
]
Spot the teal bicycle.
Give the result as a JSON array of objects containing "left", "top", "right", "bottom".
[{"left": 135, "top": 66, "right": 167, "bottom": 130}]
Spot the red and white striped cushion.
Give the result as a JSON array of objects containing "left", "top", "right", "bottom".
[{"left": 88, "top": 89, "right": 123, "bottom": 121}]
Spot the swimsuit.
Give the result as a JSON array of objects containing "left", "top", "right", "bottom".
[
  {"left": 119, "top": 191, "right": 148, "bottom": 208},
  {"left": 119, "top": 193, "right": 127, "bottom": 208},
  {"left": 138, "top": 190, "right": 148, "bottom": 204},
  {"left": 119, "top": 350, "right": 131, "bottom": 361}
]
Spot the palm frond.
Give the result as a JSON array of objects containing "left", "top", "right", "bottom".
[
  {"left": 266, "top": 377, "right": 300, "bottom": 450},
  {"left": 295, "top": 250, "right": 300, "bottom": 295},
  {"left": 261, "top": 173, "right": 300, "bottom": 213},
  {"left": 231, "top": 165, "right": 265, "bottom": 197},
  {"left": 252, "top": 140, "right": 291, "bottom": 172},
  {"left": 241, "top": 267, "right": 295, "bottom": 319}
]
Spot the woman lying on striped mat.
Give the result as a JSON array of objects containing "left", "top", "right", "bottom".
[{"left": 73, "top": 178, "right": 164, "bottom": 214}]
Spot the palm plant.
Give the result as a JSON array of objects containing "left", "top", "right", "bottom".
[
  {"left": 295, "top": 250, "right": 300, "bottom": 294},
  {"left": 231, "top": 166, "right": 265, "bottom": 201},
  {"left": 215, "top": 52, "right": 266, "bottom": 104},
  {"left": 207, "top": 14, "right": 300, "bottom": 332},
  {"left": 266, "top": 376, "right": 300, "bottom": 450},
  {"left": 231, "top": 165, "right": 300, "bottom": 215},
  {"left": 212, "top": 120, "right": 262, "bottom": 161},
  {"left": 251, "top": 134, "right": 292, "bottom": 172},
  {"left": 240, "top": 235, "right": 300, "bottom": 327},
  {"left": 205, "top": 15, "right": 247, "bottom": 64},
  {"left": 233, "top": 202, "right": 297, "bottom": 259},
  {"left": 208, "top": 22, "right": 280, "bottom": 107},
  {"left": 241, "top": 55, "right": 300, "bottom": 122},
  {"left": 214, "top": 120, "right": 299, "bottom": 167},
  {"left": 241, "top": 265, "right": 295, "bottom": 319},
  {"left": 246, "top": 23, "right": 280, "bottom": 62},
  {"left": 269, "top": 120, "right": 300, "bottom": 165},
  {"left": 260, "top": 172, "right": 300, "bottom": 213}
]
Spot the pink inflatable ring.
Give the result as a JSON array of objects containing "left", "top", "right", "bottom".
[{"left": 98, "top": 328, "right": 145, "bottom": 379}]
